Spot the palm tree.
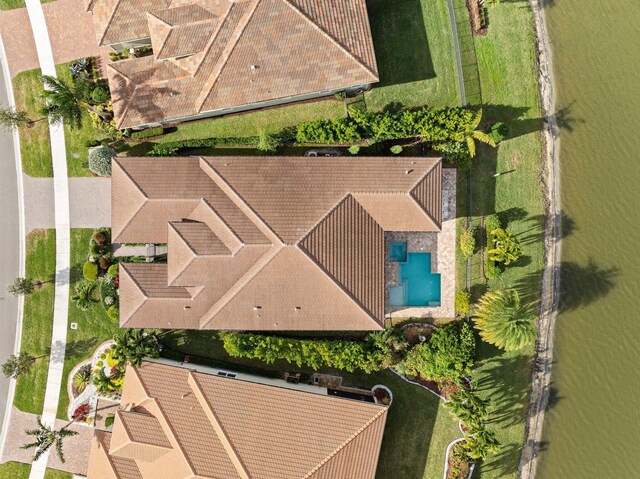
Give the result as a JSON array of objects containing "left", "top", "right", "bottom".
[
  {"left": 2, "top": 353, "right": 35, "bottom": 379},
  {"left": 113, "top": 329, "right": 159, "bottom": 367},
  {"left": 463, "top": 427, "right": 501, "bottom": 460},
  {"left": 40, "top": 74, "right": 111, "bottom": 129},
  {"left": 92, "top": 367, "right": 124, "bottom": 395},
  {"left": 21, "top": 417, "right": 78, "bottom": 463},
  {"left": 464, "top": 110, "right": 496, "bottom": 157},
  {"left": 0, "top": 106, "right": 40, "bottom": 130},
  {"left": 8, "top": 277, "right": 35, "bottom": 296},
  {"left": 487, "top": 228, "right": 523, "bottom": 265},
  {"left": 473, "top": 290, "right": 537, "bottom": 351},
  {"left": 71, "top": 281, "right": 98, "bottom": 311}
]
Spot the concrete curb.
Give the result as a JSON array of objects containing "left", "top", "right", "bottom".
[
  {"left": 443, "top": 437, "right": 475, "bottom": 479},
  {"left": 0, "top": 32, "right": 27, "bottom": 464}
]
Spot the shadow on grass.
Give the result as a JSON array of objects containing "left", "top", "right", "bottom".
[{"left": 367, "top": 0, "right": 435, "bottom": 87}]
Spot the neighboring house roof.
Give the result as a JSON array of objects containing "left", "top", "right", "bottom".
[
  {"left": 87, "top": 361, "right": 388, "bottom": 479},
  {"left": 85, "top": 0, "right": 379, "bottom": 128},
  {"left": 112, "top": 156, "right": 442, "bottom": 331}
]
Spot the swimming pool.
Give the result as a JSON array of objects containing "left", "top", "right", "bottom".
[
  {"left": 389, "top": 250, "right": 441, "bottom": 307},
  {"left": 389, "top": 241, "right": 407, "bottom": 262}
]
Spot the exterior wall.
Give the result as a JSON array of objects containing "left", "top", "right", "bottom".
[
  {"left": 110, "top": 38, "right": 152, "bottom": 52},
  {"left": 132, "top": 84, "right": 372, "bottom": 129}
]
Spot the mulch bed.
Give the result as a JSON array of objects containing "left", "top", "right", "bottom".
[
  {"left": 466, "top": 0, "right": 487, "bottom": 35},
  {"left": 402, "top": 323, "right": 435, "bottom": 347}
]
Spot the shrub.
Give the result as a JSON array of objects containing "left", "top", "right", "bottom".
[
  {"left": 107, "top": 263, "right": 119, "bottom": 277},
  {"left": 72, "top": 403, "right": 90, "bottom": 421},
  {"left": 88, "top": 146, "right": 116, "bottom": 176},
  {"left": 433, "top": 141, "right": 472, "bottom": 171},
  {"left": 486, "top": 263, "right": 502, "bottom": 279},
  {"left": 84, "top": 138, "right": 100, "bottom": 148},
  {"left": 83, "top": 261, "right": 98, "bottom": 281},
  {"left": 348, "top": 145, "right": 360, "bottom": 155},
  {"left": 72, "top": 365, "right": 92, "bottom": 395},
  {"left": 459, "top": 228, "right": 475, "bottom": 258},
  {"left": 390, "top": 145, "right": 403, "bottom": 155},
  {"left": 100, "top": 353, "right": 106, "bottom": 360},
  {"left": 107, "top": 305, "right": 119, "bottom": 321},
  {"left": 485, "top": 214, "right": 501, "bottom": 232},
  {"left": 295, "top": 118, "right": 362, "bottom": 144},
  {"left": 98, "top": 256, "right": 110, "bottom": 270},
  {"left": 91, "top": 86, "right": 109, "bottom": 104},
  {"left": 455, "top": 290, "right": 471, "bottom": 316},
  {"left": 105, "top": 414, "right": 115, "bottom": 428},
  {"left": 257, "top": 129, "right": 280, "bottom": 154},
  {"left": 130, "top": 127, "right": 164, "bottom": 140},
  {"left": 488, "top": 122, "right": 509, "bottom": 144},
  {"left": 221, "top": 332, "right": 394, "bottom": 373},
  {"left": 401, "top": 322, "right": 475, "bottom": 383}
]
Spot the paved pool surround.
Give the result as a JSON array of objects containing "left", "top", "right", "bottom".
[{"left": 385, "top": 168, "right": 456, "bottom": 319}]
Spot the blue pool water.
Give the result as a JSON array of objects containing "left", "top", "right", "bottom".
[
  {"left": 389, "top": 241, "right": 407, "bottom": 262},
  {"left": 389, "top": 252, "right": 441, "bottom": 307}
]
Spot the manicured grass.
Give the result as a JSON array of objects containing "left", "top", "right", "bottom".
[
  {"left": 365, "top": 0, "right": 461, "bottom": 111},
  {"left": 12, "top": 69, "right": 52, "bottom": 177},
  {"left": 55, "top": 63, "right": 105, "bottom": 177},
  {"left": 0, "top": 463, "right": 72, "bottom": 479},
  {"left": 0, "top": 0, "right": 24, "bottom": 8},
  {"left": 0, "top": 461, "right": 30, "bottom": 479},
  {"left": 57, "top": 229, "right": 120, "bottom": 419},
  {"left": 14, "top": 230, "right": 55, "bottom": 414},
  {"left": 148, "top": 99, "right": 345, "bottom": 144},
  {"left": 159, "top": 330, "right": 458, "bottom": 478}
]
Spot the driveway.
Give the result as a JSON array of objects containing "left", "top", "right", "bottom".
[{"left": 0, "top": 49, "right": 20, "bottom": 445}]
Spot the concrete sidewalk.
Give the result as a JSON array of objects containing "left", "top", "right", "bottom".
[
  {"left": 24, "top": 0, "right": 72, "bottom": 476},
  {"left": 23, "top": 175, "right": 111, "bottom": 231}
]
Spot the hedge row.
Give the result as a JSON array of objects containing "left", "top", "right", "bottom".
[
  {"left": 130, "top": 127, "right": 164, "bottom": 140},
  {"left": 295, "top": 107, "right": 482, "bottom": 144},
  {"left": 220, "top": 332, "right": 389, "bottom": 373},
  {"left": 147, "top": 136, "right": 259, "bottom": 156}
]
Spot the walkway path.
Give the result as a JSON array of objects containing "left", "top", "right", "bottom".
[
  {"left": 519, "top": 0, "right": 561, "bottom": 477},
  {"left": 24, "top": 0, "right": 71, "bottom": 476},
  {"left": 23, "top": 176, "right": 111, "bottom": 231}
]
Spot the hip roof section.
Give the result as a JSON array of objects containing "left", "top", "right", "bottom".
[{"left": 112, "top": 156, "right": 443, "bottom": 331}]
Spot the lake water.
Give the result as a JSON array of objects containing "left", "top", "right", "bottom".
[{"left": 538, "top": 1, "right": 640, "bottom": 477}]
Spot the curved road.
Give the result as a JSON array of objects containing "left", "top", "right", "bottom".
[{"left": 0, "top": 39, "right": 21, "bottom": 448}]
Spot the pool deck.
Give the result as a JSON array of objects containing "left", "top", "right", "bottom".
[{"left": 385, "top": 168, "right": 456, "bottom": 319}]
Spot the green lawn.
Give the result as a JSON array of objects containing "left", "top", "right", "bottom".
[
  {"left": 12, "top": 69, "right": 52, "bottom": 177},
  {"left": 57, "top": 229, "right": 120, "bottom": 419},
  {"left": 365, "top": 0, "right": 461, "bottom": 111},
  {"left": 55, "top": 63, "right": 105, "bottom": 177},
  {"left": 0, "top": 463, "right": 72, "bottom": 479},
  {"left": 14, "top": 230, "right": 55, "bottom": 414}
]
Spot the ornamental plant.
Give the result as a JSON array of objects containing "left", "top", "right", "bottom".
[
  {"left": 88, "top": 146, "right": 116, "bottom": 177},
  {"left": 459, "top": 228, "right": 476, "bottom": 258}
]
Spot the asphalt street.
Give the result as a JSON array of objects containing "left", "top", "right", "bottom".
[{"left": 0, "top": 54, "right": 20, "bottom": 438}]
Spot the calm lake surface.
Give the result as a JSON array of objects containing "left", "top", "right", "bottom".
[{"left": 538, "top": 1, "right": 640, "bottom": 477}]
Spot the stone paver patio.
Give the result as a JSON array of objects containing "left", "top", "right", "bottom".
[
  {"left": 386, "top": 168, "right": 457, "bottom": 319},
  {"left": 1, "top": 407, "right": 92, "bottom": 475}
]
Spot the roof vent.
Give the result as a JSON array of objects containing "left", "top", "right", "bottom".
[
  {"left": 405, "top": 169, "right": 414, "bottom": 175},
  {"left": 184, "top": 305, "right": 191, "bottom": 310},
  {"left": 251, "top": 64, "right": 259, "bottom": 71},
  {"left": 253, "top": 305, "right": 261, "bottom": 311},
  {"left": 294, "top": 306, "right": 301, "bottom": 311}
]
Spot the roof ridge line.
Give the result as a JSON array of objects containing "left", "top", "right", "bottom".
[
  {"left": 199, "top": 158, "right": 282, "bottom": 245},
  {"left": 198, "top": 197, "right": 245, "bottom": 252},
  {"left": 194, "top": 0, "right": 262, "bottom": 109},
  {"left": 97, "top": 0, "right": 123, "bottom": 46},
  {"left": 298, "top": 195, "right": 385, "bottom": 329},
  {"left": 96, "top": 430, "right": 133, "bottom": 478},
  {"left": 282, "top": 0, "right": 378, "bottom": 78},
  {"left": 111, "top": 410, "right": 172, "bottom": 451},
  {"left": 199, "top": 244, "right": 282, "bottom": 329},
  {"left": 187, "top": 371, "right": 252, "bottom": 479},
  {"left": 147, "top": 12, "right": 174, "bottom": 60},
  {"left": 409, "top": 160, "right": 442, "bottom": 229},
  {"left": 304, "top": 407, "right": 388, "bottom": 478}
]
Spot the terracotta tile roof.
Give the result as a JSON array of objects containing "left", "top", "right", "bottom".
[
  {"left": 85, "top": 0, "right": 378, "bottom": 128},
  {"left": 113, "top": 156, "right": 442, "bottom": 331},
  {"left": 87, "top": 361, "right": 388, "bottom": 479}
]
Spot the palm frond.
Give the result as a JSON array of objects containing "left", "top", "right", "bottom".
[
  {"left": 466, "top": 136, "right": 476, "bottom": 158},
  {"left": 473, "top": 130, "right": 497, "bottom": 147}
]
